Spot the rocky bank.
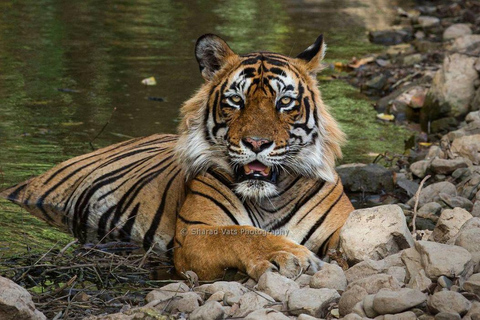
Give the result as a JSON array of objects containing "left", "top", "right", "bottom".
[{"left": 3, "top": 1, "right": 480, "bottom": 319}]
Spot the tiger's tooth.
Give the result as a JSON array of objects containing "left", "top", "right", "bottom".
[
  {"left": 244, "top": 165, "right": 251, "bottom": 174},
  {"left": 264, "top": 167, "right": 271, "bottom": 174}
]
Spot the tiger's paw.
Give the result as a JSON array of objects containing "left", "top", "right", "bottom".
[{"left": 247, "top": 247, "right": 323, "bottom": 280}]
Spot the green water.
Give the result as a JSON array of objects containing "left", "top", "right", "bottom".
[{"left": 0, "top": 0, "right": 410, "bottom": 255}]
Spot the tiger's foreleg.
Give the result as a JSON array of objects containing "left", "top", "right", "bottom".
[{"left": 173, "top": 224, "right": 323, "bottom": 281}]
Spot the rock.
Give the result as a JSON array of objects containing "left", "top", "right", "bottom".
[
  {"left": 234, "top": 291, "right": 275, "bottom": 317},
  {"left": 439, "top": 194, "right": 474, "bottom": 211},
  {"left": 415, "top": 241, "right": 472, "bottom": 279},
  {"left": 451, "top": 135, "right": 480, "bottom": 164},
  {"left": 338, "top": 285, "right": 369, "bottom": 316},
  {"left": 417, "top": 16, "right": 440, "bottom": 28},
  {"left": 287, "top": 288, "right": 340, "bottom": 318},
  {"left": 456, "top": 227, "right": 480, "bottom": 254},
  {"left": 473, "top": 88, "right": 480, "bottom": 112},
  {"left": 451, "top": 35, "right": 480, "bottom": 54},
  {"left": 295, "top": 274, "right": 312, "bottom": 288},
  {"left": 207, "top": 291, "right": 224, "bottom": 302},
  {"left": 397, "top": 177, "right": 420, "bottom": 197},
  {"left": 410, "top": 160, "right": 431, "bottom": 178},
  {"left": 426, "top": 146, "right": 445, "bottom": 160},
  {"left": 373, "top": 288, "right": 427, "bottom": 315},
  {"left": 190, "top": 301, "right": 225, "bottom": 320},
  {"left": 387, "top": 266, "right": 407, "bottom": 284},
  {"left": 443, "top": 24, "right": 473, "bottom": 40},
  {"left": 430, "top": 208, "right": 473, "bottom": 243},
  {"left": 346, "top": 274, "right": 402, "bottom": 295},
  {"left": 430, "top": 158, "right": 468, "bottom": 175},
  {"left": 297, "top": 314, "right": 322, "bottom": 320},
  {"left": 257, "top": 272, "right": 299, "bottom": 302},
  {"left": 417, "top": 202, "right": 442, "bottom": 219},
  {"left": 154, "top": 292, "right": 202, "bottom": 313},
  {"left": 464, "top": 273, "right": 480, "bottom": 296},
  {"left": 435, "top": 312, "right": 461, "bottom": 320},
  {"left": 0, "top": 276, "right": 46, "bottom": 320},
  {"left": 244, "top": 308, "right": 290, "bottom": 320},
  {"left": 407, "top": 182, "right": 456, "bottom": 208},
  {"left": 369, "top": 29, "right": 413, "bottom": 45},
  {"left": 428, "top": 291, "right": 471, "bottom": 316},
  {"left": 337, "top": 163, "right": 394, "bottom": 193},
  {"left": 384, "top": 311, "right": 417, "bottom": 319},
  {"left": 422, "top": 53, "right": 478, "bottom": 121},
  {"left": 146, "top": 282, "right": 190, "bottom": 302},
  {"left": 467, "top": 111, "right": 480, "bottom": 123},
  {"left": 195, "top": 281, "right": 248, "bottom": 301},
  {"left": 343, "top": 314, "right": 363, "bottom": 320},
  {"left": 409, "top": 269, "right": 432, "bottom": 291},
  {"left": 345, "top": 259, "right": 386, "bottom": 283},
  {"left": 310, "top": 263, "right": 347, "bottom": 292},
  {"left": 464, "top": 301, "right": 480, "bottom": 320},
  {"left": 401, "top": 248, "right": 423, "bottom": 282},
  {"left": 363, "top": 294, "right": 378, "bottom": 318},
  {"left": 366, "top": 74, "right": 388, "bottom": 91},
  {"left": 340, "top": 205, "right": 414, "bottom": 263},
  {"left": 431, "top": 117, "right": 459, "bottom": 134},
  {"left": 437, "top": 276, "right": 453, "bottom": 289},
  {"left": 403, "top": 53, "right": 423, "bottom": 66}
]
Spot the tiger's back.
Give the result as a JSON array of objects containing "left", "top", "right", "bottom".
[{"left": 1, "top": 134, "right": 184, "bottom": 253}]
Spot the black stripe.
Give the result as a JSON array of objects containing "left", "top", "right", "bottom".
[{"left": 190, "top": 190, "right": 239, "bottom": 225}]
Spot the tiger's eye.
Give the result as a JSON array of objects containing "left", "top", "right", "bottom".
[
  {"left": 281, "top": 97, "right": 292, "bottom": 105},
  {"left": 230, "top": 95, "right": 242, "bottom": 104}
]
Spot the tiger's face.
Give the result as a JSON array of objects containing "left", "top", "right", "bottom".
[{"left": 176, "top": 34, "right": 345, "bottom": 200}]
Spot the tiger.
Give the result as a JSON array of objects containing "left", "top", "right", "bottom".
[{"left": 0, "top": 34, "right": 354, "bottom": 281}]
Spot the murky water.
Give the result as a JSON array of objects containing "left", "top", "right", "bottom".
[{"left": 0, "top": 0, "right": 410, "bottom": 254}]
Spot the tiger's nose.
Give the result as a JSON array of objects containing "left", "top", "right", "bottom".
[{"left": 242, "top": 137, "right": 273, "bottom": 153}]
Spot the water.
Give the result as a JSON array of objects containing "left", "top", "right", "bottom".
[{"left": 0, "top": 0, "right": 410, "bottom": 254}]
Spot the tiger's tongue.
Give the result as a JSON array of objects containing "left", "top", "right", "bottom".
[{"left": 248, "top": 161, "right": 267, "bottom": 171}]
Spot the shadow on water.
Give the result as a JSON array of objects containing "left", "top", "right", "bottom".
[{"left": 0, "top": 0, "right": 409, "bottom": 254}]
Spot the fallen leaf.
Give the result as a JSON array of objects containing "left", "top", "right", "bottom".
[
  {"left": 348, "top": 56, "right": 375, "bottom": 69},
  {"left": 376, "top": 113, "right": 395, "bottom": 121},
  {"left": 61, "top": 122, "right": 84, "bottom": 126},
  {"left": 141, "top": 76, "right": 156, "bottom": 86},
  {"left": 419, "top": 142, "right": 432, "bottom": 147}
]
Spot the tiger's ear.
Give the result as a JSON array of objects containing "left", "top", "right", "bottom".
[
  {"left": 296, "top": 34, "right": 326, "bottom": 74},
  {"left": 195, "top": 34, "right": 236, "bottom": 81}
]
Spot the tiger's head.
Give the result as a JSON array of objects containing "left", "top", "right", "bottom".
[{"left": 176, "top": 34, "right": 345, "bottom": 200}]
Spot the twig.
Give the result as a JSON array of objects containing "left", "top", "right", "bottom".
[
  {"left": 89, "top": 107, "right": 117, "bottom": 150},
  {"left": 412, "top": 175, "right": 431, "bottom": 235}
]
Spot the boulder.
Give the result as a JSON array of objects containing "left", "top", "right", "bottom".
[
  {"left": 310, "top": 263, "right": 347, "bottom": 292},
  {"left": 373, "top": 288, "right": 427, "bottom": 315},
  {"left": 428, "top": 291, "right": 471, "bottom": 316},
  {"left": 451, "top": 135, "right": 480, "bottom": 164},
  {"left": 153, "top": 292, "right": 202, "bottom": 313},
  {"left": 339, "top": 205, "right": 414, "bottom": 263},
  {"left": 438, "top": 194, "right": 474, "bottom": 211},
  {"left": 0, "top": 276, "right": 46, "bottom": 320},
  {"left": 287, "top": 288, "right": 340, "bottom": 318},
  {"left": 464, "top": 273, "right": 480, "bottom": 296},
  {"left": 339, "top": 284, "right": 369, "bottom": 316},
  {"left": 415, "top": 241, "right": 472, "bottom": 279},
  {"left": 451, "top": 35, "right": 480, "bottom": 54},
  {"left": 257, "top": 272, "right": 299, "bottom": 302},
  {"left": 244, "top": 308, "right": 289, "bottom": 320},
  {"left": 430, "top": 208, "right": 473, "bottom": 243},
  {"left": 195, "top": 281, "right": 248, "bottom": 301},
  {"left": 146, "top": 282, "right": 190, "bottom": 302},
  {"left": 346, "top": 274, "right": 402, "bottom": 294},
  {"left": 417, "top": 16, "right": 440, "bottom": 28},
  {"left": 233, "top": 291, "right": 275, "bottom": 317},
  {"left": 410, "top": 160, "right": 431, "bottom": 178},
  {"left": 422, "top": 53, "right": 478, "bottom": 121},
  {"left": 443, "top": 24, "right": 472, "bottom": 40}
]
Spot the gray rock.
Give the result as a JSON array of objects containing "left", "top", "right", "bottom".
[
  {"left": 431, "top": 158, "right": 468, "bottom": 175},
  {"left": 443, "top": 24, "right": 473, "bottom": 40},
  {"left": 369, "top": 29, "right": 413, "bottom": 46},
  {"left": 417, "top": 202, "right": 442, "bottom": 219},
  {"left": 244, "top": 308, "right": 290, "bottom": 320},
  {"left": 428, "top": 291, "right": 471, "bottom": 316},
  {"left": 467, "top": 111, "right": 480, "bottom": 123},
  {"left": 464, "top": 301, "right": 480, "bottom": 320},
  {"left": 403, "top": 53, "right": 423, "bottom": 66},
  {"left": 297, "top": 314, "right": 322, "bottom": 320},
  {"left": 338, "top": 285, "right": 368, "bottom": 316},
  {"left": 408, "top": 269, "right": 432, "bottom": 291},
  {"left": 373, "top": 288, "right": 427, "bottom": 315},
  {"left": 287, "top": 288, "right": 340, "bottom": 317},
  {"left": 383, "top": 311, "right": 417, "bottom": 319},
  {"left": 207, "top": 291, "right": 224, "bottom": 302},
  {"left": 451, "top": 35, "right": 480, "bottom": 54},
  {"left": 346, "top": 274, "right": 402, "bottom": 294},
  {"left": 154, "top": 292, "right": 202, "bottom": 313},
  {"left": 430, "top": 208, "right": 473, "bottom": 243},
  {"left": 455, "top": 228, "right": 480, "bottom": 254},
  {"left": 451, "top": 135, "right": 480, "bottom": 164},
  {"left": 431, "top": 117, "right": 459, "bottom": 134},
  {"left": 310, "top": 263, "right": 347, "bottom": 292},
  {"left": 423, "top": 53, "right": 478, "bottom": 119},
  {"left": 426, "top": 146, "right": 445, "bottom": 160},
  {"left": 352, "top": 300, "right": 367, "bottom": 317},
  {"left": 0, "top": 276, "right": 46, "bottom": 320},
  {"left": 417, "top": 16, "right": 440, "bottom": 28},
  {"left": 363, "top": 294, "right": 378, "bottom": 318},
  {"left": 339, "top": 205, "right": 414, "bottom": 264},
  {"left": 438, "top": 194, "right": 474, "bottom": 211},
  {"left": 407, "top": 182, "right": 457, "bottom": 208},
  {"left": 415, "top": 241, "right": 472, "bottom": 279},
  {"left": 343, "top": 314, "right": 363, "bottom": 320},
  {"left": 257, "top": 272, "right": 299, "bottom": 302},
  {"left": 387, "top": 266, "right": 407, "bottom": 284},
  {"left": 146, "top": 282, "right": 190, "bottom": 302},
  {"left": 437, "top": 276, "right": 453, "bottom": 289},
  {"left": 435, "top": 312, "right": 461, "bottom": 320},
  {"left": 345, "top": 259, "right": 386, "bottom": 283},
  {"left": 410, "top": 160, "right": 430, "bottom": 178},
  {"left": 464, "top": 273, "right": 480, "bottom": 296},
  {"left": 337, "top": 163, "right": 394, "bottom": 193},
  {"left": 190, "top": 301, "right": 225, "bottom": 320},
  {"left": 234, "top": 291, "right": 275, "bottom": 317},
  {"left": 195, "top": 281, "right": 248, "bottom": 301},
  {"left": 401, "top": 248, "right": 424, "bottom": 283},
  {"left": 295, "top": 274, "right": 312, "bottom": 288}
]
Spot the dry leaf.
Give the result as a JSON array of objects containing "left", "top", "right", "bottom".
[
  {"left": 141, "top": 76, "right": 156, "bottom": 86},
  {"left": 376, "top": 113, "right": 395, "bottom": 121}
]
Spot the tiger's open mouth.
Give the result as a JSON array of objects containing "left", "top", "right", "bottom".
[{"left": 235, "top": 160, "right": 278, "bottom": 184}]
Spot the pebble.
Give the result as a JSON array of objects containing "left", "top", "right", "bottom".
[
  {"left": 417, "top": 16, "right": 440, "bottom": 28},
  {"left": 257, "top": 272, "right": 299, "bottom": 302},
  {"left": 244, "top": 308, "right": 290, "bottom": 320},
  {"left": 234, "top": 291, "right": 275, "bottom": 317},
  {"left": 338, "top": 285, "right": 369, "bottom": 316},
  {"left": 407, "top": 181, "right": 456, "bottom": 208},
  {"left": 190, "top": 301, "right": 225, "bottom": 320},
  {"left": 0, "top": 276, "right": 46, "bottom": 320},
  {"left": 430, "top": 158, "right": 468, "bottom": 175},
  {"left": 443, "top": 23, "right": 472, "bottom": 40},
  {"left": 464, "top": 273, "right": 480, "bottom": 296},
  {"left": 430, "top": 208, "right": 473, "bottom": 243},
  {"left": 438, "top": 194, "right": 474, "bottom": 211},
  {"left": 373, "top": 288, "right": 427, "bottom": 315}
]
